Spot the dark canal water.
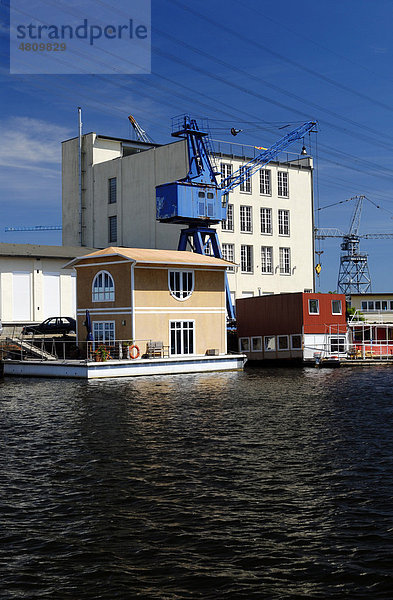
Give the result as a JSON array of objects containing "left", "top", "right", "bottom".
[{"left": 1, "top": 366, "right": 393, "bottom": 599}]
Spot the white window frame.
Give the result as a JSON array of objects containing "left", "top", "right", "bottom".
[
  {"left": 240, "top": 205, "right": 252, "bottom": 233},
  {"left": 291, "top": 334, "right": 302, "bottom": 350},
  {"left": 309, "top": 299, "right": 320, "bottom": 315},
  {"left": 239, "top": 337, "right": 250, "bottom": 352},
  {"left": 203, "top": 240, "right": 213, "bottom": 255},
  {"left": 221, "top": 162, "right": 233, "bottom": 190},
  {"left": 241, "top": 245, "right": 253, "bottom": 273},
  {"left": 92, "top": 320, "right": 115, "bottom": 348},
  {"left": 278, "top": 209, "right": 290, "bottom": 236},
  {"left": 222, "top": 203, "right": 234, "bottom": 231},
  {"left": 92, "top": 270, "right": 115, "bottom": 302},
  {"left": 222, "top": 243, "right": 235, "bottom": 272},
  {"left": 332, "top": 299, "right": 342, "bottom": 315},
  {"left": 264, "top": 335, "right": 276, "bottom": 351},
  {"left": 168, "top": 270, "right": 194, "bottom": 301},
  {"left": 169, "top": 320, "right": 195, "bottom": 356},
  {"left": 251, "top": 336, "right": 262, "bottom": 352},
  {"left": 279, "top": 247, "right": 291, "bottom": 275},
  {"left": 240, "top": 166, "right": 252, "bottom": 193},
  {"left": 261, "top": 246, "right": 273, "bottom": 274},
  {"left": 277, "top": 335, "right": 289, "bottom": 351},
  {"left": 278, "top": 171, "right": 289, "bottom": 197},
  {"left": 260, "top": 207, "right": 272, "bottom": 235},
  {"left": 329, "top": 336, "right": 346, "bottom": 353},
  {"left": 259, "top": 169, "right": 271, "bottom": 195}
]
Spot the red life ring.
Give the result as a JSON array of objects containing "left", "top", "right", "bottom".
[{"left": 129, "top": 344, "right": 140, "bottom": 359}]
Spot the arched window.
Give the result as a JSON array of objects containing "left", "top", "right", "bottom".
[
  {"left": 168, "top": 270, "right": 194, "bottom": 301},
  {"left": 92, "top": 271, "right": 115, "bottom": 302}
]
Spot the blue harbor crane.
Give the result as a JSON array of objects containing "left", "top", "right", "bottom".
[{"left": 156, "top": 115, "right": 317, "bottom": 320}]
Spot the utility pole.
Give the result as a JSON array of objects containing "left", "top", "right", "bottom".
[{"left": 78, "top": 107, "right": 84, "bottom": 246}]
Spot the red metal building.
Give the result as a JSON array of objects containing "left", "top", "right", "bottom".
[{"left": 236, "top": 292, "right": 347, "bottom": 362}]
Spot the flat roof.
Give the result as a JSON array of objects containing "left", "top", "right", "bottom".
[
  {"left": 351, "top": 293, "right": 393, "bottom": 297},
  {"left": 62, "top": 132, "right": 160, "bottom": 147},
  {"left": 68, "top": 246, "right": 234, "bottom": 268},
  {"left": 0, "top": 243, "right": 97, "bottom": 259}
]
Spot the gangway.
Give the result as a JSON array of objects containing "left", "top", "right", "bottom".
[{"left": 4, "top": 337, "right": 58, "bottom": 361}]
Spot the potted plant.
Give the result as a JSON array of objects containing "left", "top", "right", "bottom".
[{"left": 93, "top": 345, "right": 111, "bottom": 362}]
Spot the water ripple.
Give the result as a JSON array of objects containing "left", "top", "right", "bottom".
[{"left": 1, "top": 366, "right": 393, "bottom": 598}]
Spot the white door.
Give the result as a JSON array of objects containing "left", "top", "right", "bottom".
[
  {"left": 13, "top": 272, "right": 31, "bottom": 321},
  {"left": 43, "top": 273, "right": 60, "bottom": 319},
  {"left": 71, "top": 274, "right": 76, "bottom": 318}
]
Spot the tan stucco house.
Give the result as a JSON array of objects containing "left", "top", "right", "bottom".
[{"left": 67, "top": 246, "right": 232, "bottom": 357}]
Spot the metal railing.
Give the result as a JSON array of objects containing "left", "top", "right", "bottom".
[
  {"left": 346, "top": 342, "right": 393, "bottom": 360},
  {"left": 0, "top": 337, "right": 173, "bottom": 363}
]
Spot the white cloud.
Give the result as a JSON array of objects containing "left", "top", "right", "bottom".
[{"left": 0, "top": 116, "right": 72, "bottom": 169}]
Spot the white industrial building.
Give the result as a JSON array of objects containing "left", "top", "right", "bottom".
[
  {"left": 0, "top": 243, "right": 94, "bottom": 329},
  {"left": 62, "top": 132, "right": 315, "bottom": 304}
]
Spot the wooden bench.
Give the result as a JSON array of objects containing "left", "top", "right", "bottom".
[{"left": 146, "top": 341, "right": 169, "bottom": 358}]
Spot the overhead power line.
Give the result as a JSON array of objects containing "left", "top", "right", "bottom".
[{"left": 166, "top": 0, "right": 393, "bottom": 115}]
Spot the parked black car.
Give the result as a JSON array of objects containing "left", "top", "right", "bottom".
[{"left": 22, "top": 317, "right": 76, "bottom": 336}]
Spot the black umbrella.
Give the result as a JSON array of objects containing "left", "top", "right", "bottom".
[{"left": 85, "top": 309, "right": 93, "bottom": 341}]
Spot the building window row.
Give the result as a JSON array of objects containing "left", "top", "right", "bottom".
[
  {"left": 239, "top": 245, "right": 291, "bottom": 275},
  {"left": 220, "top": 163, "right": 289, "bottom": 197},
  {"left": 91, "top": 319, "right": 194, "bottom": 356},
  {"left": 223, "top": 205, "right": 290, "bottom": 236},
  {"left": 92, "top": 270, "right": 196, "bottom": 305},
  {"left": 261, "top": 207, "right": 290, "bottom": 236},
  {"left": 308, "top": 299, "right": 342, "bottom": 315},
  {"left": 361, "top": 299, "right": 393, "bottom": 312},
  {"left": 239, "top": 333, "right": 302, "bottom": 352}
]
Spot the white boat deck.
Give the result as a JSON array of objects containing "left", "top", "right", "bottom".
[{"left": 3, "top": 354, "right": 246, "bottom": 379}]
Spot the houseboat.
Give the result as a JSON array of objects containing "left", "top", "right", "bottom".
[
  {"left": 2, "top": 247, "right": 245, "bottom": 378},
  {"left": 236, "top": 292, "right": 348, "bottom": 365}
]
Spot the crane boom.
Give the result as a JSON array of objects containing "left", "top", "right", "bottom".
[
  {"left": 127, "top": 114, "right": 154, "bottom": 144},
  {"left": 221, "top": 120, "right": 317, "bottom": 194},
  {"left": 315, "top": 227, "right": 345, "bottom": 239},
  {"left": 347, "top": 195, "right": 364, "bottom": 236},
  {"left": 361, "top": 233, "right": 393, "bottom": 239},
  {"left": 5, "top": 226, "right": 62, "bottom": 232},
  {"left": 315, "top": 228, "right": 393, "bottom": 239}
]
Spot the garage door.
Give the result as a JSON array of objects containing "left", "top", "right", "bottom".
[
  {"left": 13, "top": 272, "right": 31, "bottom": 321},
  {"left": 43, "top": 273, "right": 60, "bottom": 319}
]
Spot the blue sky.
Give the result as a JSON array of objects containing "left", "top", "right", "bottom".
[{"left": 1, "top": 0, "right": 393, "bottom": 292}]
